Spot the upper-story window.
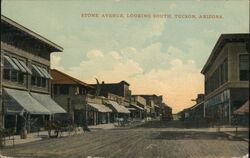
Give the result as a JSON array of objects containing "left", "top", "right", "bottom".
[
  {"left": 59, "top": 85, "right": 69, "bottom": 94},
  {"left": 2, "top": 53, "right": 32, "bottom": 85},
  {"left": 31, "top": 63, "right": 52, "bottom": 88},
  {"left": 239, "top": 54, "right": 249, "bottom": 81}
]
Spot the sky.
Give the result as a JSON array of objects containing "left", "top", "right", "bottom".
[{"left": 2, "top": 0, "right": 249, "bottom": 113}]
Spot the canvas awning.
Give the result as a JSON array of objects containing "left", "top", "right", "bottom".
[
  {"left": 31, "top": 92, "right": 66, "bottom": 114},
  {"left": 106, "top": 100, "right": 130, "bottom": 113},
  {"left": 127, "top": 107, "right": 136, "bottom": 111},
  {"left": 234, "top": 100, "right": 249, "bottom": 115},
  {"left": 88, "top": 103, "right": 112, "bottom": 113},
  {"left": 3, "top": 55, "right": 20, "bottom": 71},
  {"left": 19, "top": 60, "right": 32, "bottom": 74},
  {"left": 130, "top": 103, "right": 144, "bottom": 111},
  {"left": 32, "top": 64, "right": 45, "bottom": 77},
  {"left": 3, "top": 88, "right": 50, "bottom": 115}
]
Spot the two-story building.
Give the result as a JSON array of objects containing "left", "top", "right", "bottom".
[
  {"left": 92, "top": 81, "right": 132, "bottom": 106},
  {"left": 201, "top": 33, "right": 249, "bottom": 125},
  {"left": 51, "top": 69, "right": 113, "bottom": 126},
  {"left": 0, "top": 15, "right": 66, "bottom": 133}
]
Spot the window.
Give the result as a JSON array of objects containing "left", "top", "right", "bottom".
[
  {"left": 31, "top": 63, "right": 50, "bottom": 88},
  {"left": 41, "top": 78, "right": 47, "bottom": 87},
  {"left": 239, "top": 54, "right": 249, "bottom": 81},
  {"left": 18, "top": 73, "right": 24, "bottom": 84},
  {"left": 37, "top": 77, "right": 42, "bottom": 87},
  {"left": 31, "top": 75, "right": 36, "bottom": 85},
  {"left": 53, "top": 85, "right": 58, "bottom": 95},
  {"left": 59, "top": 85, "right": 69, "bottom": 94},
  {"left": 3, "top": 68, "right": 10, "bottom": 80},
  {"left": 3, "top": 54, "right": 27, "bottom": 85},
  {"left": 10, "top": 70, "right": 18, "bottom": 82}
]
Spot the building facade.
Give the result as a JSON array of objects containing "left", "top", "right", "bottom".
[
  {"left": 135, "top": 94, "right": 163, "bottom": 118},
  {"left": 92, "top": 81, "right": 132, "bottom": 107},
  {"left": 201, "top": 33, "right": 249, "bottom": 125},
  {"left": 0, "top": 15, "right": 65, "bottom": 132}
]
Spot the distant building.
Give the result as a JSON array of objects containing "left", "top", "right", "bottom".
[
  {"left": 161, "top": 103, "right": 173, "bottom": 121},
  {"left": 91, "top": 81, "right": 132, "bottom": 107},
  {"left": 0, "top": 15, "right": 65, "bottom": 132},
  {"left": 201, "top": 33, "right": 249, "bottom": 124},
  {"left": 51, "top": 70, "right": 130, "bottom": 125},
  {"left": 134, "top": 94, "right": 163, "bottom": 118},
  {"left": 130, "top": 95, "right": 147, "bottom": 119}
]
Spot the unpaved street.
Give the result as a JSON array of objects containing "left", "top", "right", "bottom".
[{"left": 1, "top": 121, "right": 249, "bottom": 158}]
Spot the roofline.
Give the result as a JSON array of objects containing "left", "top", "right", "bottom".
[
  {"left": 190, "top": 101, "right": 204, "bottom": 110},
  {"left": 91, "top": 80, "right": 130, "bottom": 86},
  {"left": 201, "top": 33, "right": 250, "bottom": 74},
  {"left": 51, "top": 69, "right": 94, "bottom": 88},
  {"left": 1, "top": 15, "right": 63, "bottom": 52}
]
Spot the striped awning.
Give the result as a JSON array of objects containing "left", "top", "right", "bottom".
[
  {"left": 105, "top": 100, "right": 130, "bottom": 113},
  {"left": 130, "top": 103, "right": 144, "bottom": 111},
  {"left": 3, "top": 88, "right": 50, "bottom": 115},
  {"left": 31, "top": 92, "right": 66, "bottom": 114},
  {"left": 88, "top": 103, "right": 112, "bottom": 113}
]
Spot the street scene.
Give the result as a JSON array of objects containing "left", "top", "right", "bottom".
[
  {"left": 0, "top": 0, "right": 249, "bottom": 158},
  {"left": 1, "top": 120, "right": 249, "bottom": 158}
]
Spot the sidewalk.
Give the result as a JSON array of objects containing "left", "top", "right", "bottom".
[
  {"left": 206, "top": 126, "right": 249, "bottom": 142},
  {"left": 222, "top": 129, "right": 249, "bottom": 142},
  {"left": 1, "top": 123, "right": 116, "bottom": 147},
  {"left": 1, "top": 128, "right": 84, "bottom": 147}
]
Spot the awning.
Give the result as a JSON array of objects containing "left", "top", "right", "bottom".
[
  {"left": 32, "top": 64, "right": 45, "bottom": 77},
  {"left": 4, "top": 55, "right": 20, "bottom": 71},
  {"left": 3, "top": 88, "right": 50, "bottom": 115},
  {"left": 106, "top": 100, "right": 130, "bottom": 113},
  {"left": 88, "top": 103, "right": 112, "bottom": 113},
  {"left": 19, "top": 60, "right": 32, "bottom": 74},
  {"left": 234, "top": 100, "right": 249, "bottom": 115},
  {"left": 37, "top": 66, "right": 53, "bottom": 79},
  {"left": 31, "top": 92, "right": 66, "bottom": 114},
  {"left": 12, "top": 58, "right": 27, "bottom": 73},
  {"left": 130, "top": 103, "right": 144, "bottom": 111},
  {"left": 127, "top": 107, "right": 136, "bottom": 111}
]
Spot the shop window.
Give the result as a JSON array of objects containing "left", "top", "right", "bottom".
[{"left": 239, "top": 54, "right": 249, "bottom": 81}]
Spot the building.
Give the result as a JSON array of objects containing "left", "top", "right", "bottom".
[
  {"left": 51, "top": 69, "right": 95, "bottom": 125},
  {"left": 135, "top": 94, "right": 163, "bottom": 118},
  {"left": 201, "top": 33, "right": 249, "bottom": 125},
  {"left": 161, "top": 103, "right": 173, "bottom": 121},
  {"left": 130, "top": 95, "right": 146, "bottom": 119},
  {"left": 92, "top": 81, "right": 132, "bottom": 106},
  {"left": 0, "top": 15, "right": 66, "bottom": 133},
  {"left": 185, "top": 94, "right": 205, "bottom": 127},
  {"left": 91, "top": 81, "right": 133, "bottom": 121}
]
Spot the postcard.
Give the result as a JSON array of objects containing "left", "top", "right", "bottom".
[{"left": 0, "top": 0, "right": 249, "bottom": 157}]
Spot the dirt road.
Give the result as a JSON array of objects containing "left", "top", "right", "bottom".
[{"left": 1, "top": 120, "right": 248, "bottom": 158}]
